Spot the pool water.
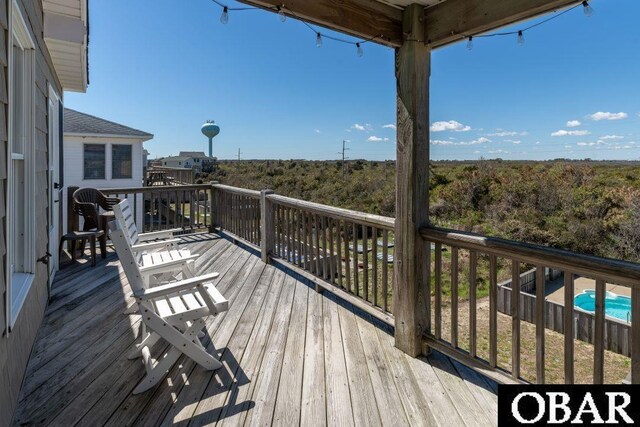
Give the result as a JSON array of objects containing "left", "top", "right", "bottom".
[{"left": 574, "top": 290, "right": 631, "bottom": 322}]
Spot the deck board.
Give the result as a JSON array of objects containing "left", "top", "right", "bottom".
[{"left": 13, "top": 233, "right": 498, "bottom": 426}]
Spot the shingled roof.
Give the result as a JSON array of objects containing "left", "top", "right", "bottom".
[{"left": 64, "top": 108, "right": 153, "bottom": 139}]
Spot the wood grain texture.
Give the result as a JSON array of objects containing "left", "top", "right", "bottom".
[{"left": 393, "top": 3, "right": 431, "bottom": 357}]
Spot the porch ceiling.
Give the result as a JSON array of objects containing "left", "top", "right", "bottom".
[{"left": 236, "top": 0, "right": 582, "bottom": 48}]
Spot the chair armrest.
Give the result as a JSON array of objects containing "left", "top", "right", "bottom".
[
  {"left": 138, "top": 254, "right": 199, "bottom": 273},
  {"left": 131, "top": 239, "right": 182, "bottom": 252},
  {"left": 134, "top": 272, "right": 220, "bottom": 300},
  {"left": 138, "top": 229, "right": 184, "bottom": 242}
]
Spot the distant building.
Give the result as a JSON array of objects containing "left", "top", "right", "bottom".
[
  {"left": 63, "top": 108, "right": 153, "bottom": 234},
  {"left": 178, "top": 151, "right": 217, "bottom": 173},
  {"left": 143, "top": 149, "right": 150, "bottom": 167},
  {"left": 162, "top": 156, "right": 194, "bottom": 169}
]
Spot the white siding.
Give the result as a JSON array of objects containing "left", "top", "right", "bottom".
[{"left": 63, "top": 135, "right": 145, "bottom": 233}]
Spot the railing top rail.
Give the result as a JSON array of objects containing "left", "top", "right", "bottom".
[
  {"left": 103, "top": 184, "right": 211, "bottom": 193},
  {"left": 212, "top": 184, "right": 261, "bottom": 199},
  {"left": 421, "top": 226, "right": 640, "bottom": 288},
  {"left": 268, "top": 193, "right": 395, "bottom": 230},
  {"left": 147, "top": 166, "right": 194, "bottom": 171}
]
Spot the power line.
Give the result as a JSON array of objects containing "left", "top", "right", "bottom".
[{"left": 338, "top": 140, "right": 350, "bottom": 175}]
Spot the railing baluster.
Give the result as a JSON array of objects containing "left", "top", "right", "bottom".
[
  {"left": 372, "top": 227, "right": 378, "bottom": 307},
  {"left": 353, "top": 222, "right": 359, "bottom": 297},
  {"left": 363, "top": 225, "right": 369, "bottom": 301},
  {"left": 314, "top": 214, "right": 321, "bottom": 276},
  {"left": 336, "top": 220, "right": 343, "bottom": 288},
  {"left": 434, "top": 242, "right": 442, "bottom": 341},
  {"left": 322, "top": 217, "right": 328, "bottom": 280},
  {"left": 488, "top": 254, "right": 496, "bottom": 366},
  {"left": 594, "top": 279, "right": 605, "bottom": 384},
  {"left": 564, "top": 271, "right": 575, "bottom": 384},
  {"left": 469, "top": 250, "right": 477, "bottom": 358},
  {"left": 536, "top": 266, "right": 545, "bottom": 384},
  {"left": 328, "top": 218, "right": 336, "bottom": 284},
  {"left": 344, "top": 222, "right": 351, "bottom": 293},
  {"left": 382, "top": 230, "right": 389, "bottom": 312},
  {"left": 633, "top": 287, "right": 640, "bottom": 383},
  {"left": 512, "top": 259, "right": 520, "bottom": 379},
  {"left": 287, "top": 207, "right": 292, "bottom": 262}
]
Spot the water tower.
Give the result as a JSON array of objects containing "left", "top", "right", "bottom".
[{"left": 201, "top": 120, "right": 220, "bottom": 157}]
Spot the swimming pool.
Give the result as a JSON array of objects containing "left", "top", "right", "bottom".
[{"left": 574, "top": 290, "right": 631, "bottom": 322}]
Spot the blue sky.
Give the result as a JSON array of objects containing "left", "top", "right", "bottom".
[{"left": 66, "top": 0, "right": 640, "bottom": 161}]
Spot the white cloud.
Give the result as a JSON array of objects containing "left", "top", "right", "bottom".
[
  {"left": 367, "top": 136, "right": 389, "bottom": 142},
  {"left": 352, "top": 124, "right": 366, "bottom": 131},
  {"left": 430, "top": 120, "right": 471, "bottom": 132},
  {"left": 551, "top": 130, "right": 591, "bottom": 137},
  {"left": 314, "top": 129, "right": 321, "bottom": 134},
  {"left": 566, "top": 120, "right": 581, "bottom": 128},
  {"left": 431, "top": 137, "right": 490, "bottom": 146},
  {"left": 600, "top": 135, "right": 624, "bottom": 140},
  {"left": 577, "top": 142, "right": 597, "bottom": 146},
  {"left": 511, "top": 141, "right": 522, "bottom": 145},
  {"left": 535, "top": 141, "right": 541, "bottom": 145},
  {"left": 488, "top": 149, "right": 509, "bottom": 154},
  {"left": 382, "top": 124, "right": 396, "bottom": 130},
  {"left": 589, "top": 111, "right": 628, "bottom": 121},
  {"left": 487, "top": 131, "right": 518, "bottom": 137}
]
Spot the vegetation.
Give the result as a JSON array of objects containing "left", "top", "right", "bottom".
[{"left": 203, "top": 159, "right": 640, "bottom": 262}]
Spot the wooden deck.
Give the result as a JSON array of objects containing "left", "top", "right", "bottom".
[{"left": 13, "top": 233, "right": 498, "bottom": 426}]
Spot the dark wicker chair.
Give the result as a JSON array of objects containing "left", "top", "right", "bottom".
[{"left": 73, "top": 188, "right": 121, "bottom": 254}]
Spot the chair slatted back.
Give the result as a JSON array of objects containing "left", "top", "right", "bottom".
[
  {"left": 108, "top": 217, "right": 148, "bottom": 295},
  {"left": 113, "top": 200, "right": 143, "bottom": 263}
]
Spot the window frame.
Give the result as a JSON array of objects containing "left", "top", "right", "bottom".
[
  {"left": 111, "top": 143, "right": 133, "bottom": 179},
  {"left": 6, "top": 0, "right": 37, "bottom": 329},
  {"left": 83, "top": 143, "right": 106, "bottom": 180}
]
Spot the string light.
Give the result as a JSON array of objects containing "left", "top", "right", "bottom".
[
  {"left": 209, "top": 0, "right": 595, "bottom": 56},
  {"left": 220, "top": 6, "right": 229, "bottom": 24},
  {"left": 277, "top": 5, "right": 286, "bottom": 22}
]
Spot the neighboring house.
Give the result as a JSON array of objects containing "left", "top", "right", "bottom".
[
  {"left": 1, "top": 0, "right": 89, "bottom": 421},
  {"left": 62, "top": 108, "right": 153, "bottom": 234},
  {"left": 162, "top": 155, "right": 194, "bottom": 169},
  {"left": 179, "top": 151, "right": 217, "bottom": 172},
  {"left": 143, "top": 149, "right": 150, "bottom": 167}
]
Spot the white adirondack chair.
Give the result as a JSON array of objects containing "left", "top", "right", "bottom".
[
  {"left": 112, "top": 199, "right": 197, "bottom": 287},
  {"left": 109, "top": 219, "right": 228, "bottom": 394}
]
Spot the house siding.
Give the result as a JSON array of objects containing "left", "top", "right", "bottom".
[
  {"left": 0, "top": 0, "right": 63, "bottom": 423},
  {"left": 62, "top": 136, "right": 145, "bottom": 233}
]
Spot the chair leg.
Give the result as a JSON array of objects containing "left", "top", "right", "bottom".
[
  {"left": 100, "top": 233, "right": 107, "bottom": 259},
  {"left": 143, "top": 312, "right": 221, "bottom": 371},
  {"left": 128, "top": 330, "right": 162, "bottom": 359},
  {"left": 132, "top": 347, "right": 182, "bottom": 394},
  {"left": 90, "top": 237, "right": 97, "bottom": 267}
]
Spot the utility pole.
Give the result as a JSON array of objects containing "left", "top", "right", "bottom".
[
  {"left": 337, "top": 140, "right": 350, "bottom": 175},
  {"left": 237, "top": 148, "right": 242, "bottom": 161}
]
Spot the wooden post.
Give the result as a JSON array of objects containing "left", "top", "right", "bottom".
[
  {"left": 393, "top": 3, "right": 431, "bottom": 357},
  {"left": 66, "top": 186, "right": 79, "bottom": 255},
  {"left": 260, "top": 189, "right": 275, "bottom": 264},
  {"left": 209, "top": 181, "right": 219, "bottom": 232}
]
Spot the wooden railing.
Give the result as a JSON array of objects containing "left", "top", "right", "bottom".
[
  {"left": 145, "top": 166, "right": 195, "bottom": 186},
  {"left": 420, "top": 226, "right": 640, "bottom": 385},
  {"left": 210, "top": 185, "right": 395, "bottom": 324},
  {"left": 67, "top": 182, "right": 640, "bottom": 385},
  {"left": 103, "top": 184, "right": 213, "bottom": 233},
  {"left": 212, "top": 184, "right": 261, "bottom": 247}
]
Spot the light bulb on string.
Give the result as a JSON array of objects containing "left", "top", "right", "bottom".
[
  {"left": 220, "top": 6, "right": 229, "bottom": 24},
  {"left": 466, "top": 36, "right": 473, "bottom": 50},
  {"left": 356, "top": 43, "right": 363, "bottom": 57},
  {"left": 316, "top": 32, "right": 323, "bottom": 47},
  {"left": 582, "top": 1, "right": 594, "bottom": 17},
  {"left": 278, "top": 6, "right": 286, "bottom": 22},
  {"left": 517, "top": 30, "right": 525, "bottom": 46}
]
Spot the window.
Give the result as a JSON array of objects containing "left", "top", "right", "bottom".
[
  {"left": 112, "top": 144, "right": 132, "bottom": 179},
  {"left": 83, "top": 144, "right": 105, "bottom": 179},
  {"left": 8, "top": 0, "right": 36, "bottom": 328}
]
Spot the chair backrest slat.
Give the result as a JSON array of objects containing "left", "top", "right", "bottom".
[
  {"left": 108, "top": 218, "right": 147, "bottom": 294},
  {"left": 113, "top": 199, "right": 141, "bottom": 262}
]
